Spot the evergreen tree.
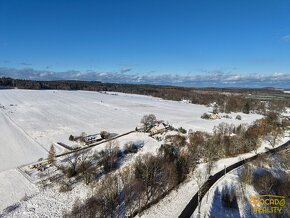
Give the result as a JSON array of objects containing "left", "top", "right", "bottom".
[
  {"left": 243, "top": 102, "right": 250, "bottom": 114},
  {"left": 48, "top": 144, "right": 56, "bottom": 164}
]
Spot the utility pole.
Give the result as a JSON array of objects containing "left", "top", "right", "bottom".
[{"left": 224, "top": 165, "right": 226, "bottom": 176}]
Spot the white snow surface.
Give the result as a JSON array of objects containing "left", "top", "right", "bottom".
[
  {"left": 0, "top": 89, "right": 264, "bottom": 217},
  {"left": 0, "top": 169, "right": 38, "bottom": 211},
  {"left": 139, "top": 136, "right": 290, "bottom": 218},
  {"left": 0, "top": 89, "right": 261, "bottom": 171},
  {"left": 0, "top": 110, "right": 47, "bottom": 171}
]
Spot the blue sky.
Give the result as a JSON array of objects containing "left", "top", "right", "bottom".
[{"left": 0, "top": 0, "right": 290, "bottom": 87}]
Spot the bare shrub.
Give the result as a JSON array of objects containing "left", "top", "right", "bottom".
[
  {"left": 99, "top": 140, "right": 120, "bottom": 173},
  {"left": 239, "top": 164, "right": 253, "bottom": 185},
  {"left": 165, "top": 134, "right": 187, "bottom": 147},
  {"left": 59, "top": 181, "right": 72, "bottom": 192},
  {"left": 252, "top": 168, "right": 276, "bottom": 194},
  {"left": 124, "top": 141, "right": 139, "bottom": 154}
]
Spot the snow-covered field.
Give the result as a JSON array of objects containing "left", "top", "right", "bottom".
[
  {"left": 0, "top": 89, "right": 261, "bottom": 171},
  {"left": 0, "top": 169, "right": 38, "bottom": 212},
  {"left": 0, "top": 89, "right": 263, "bottom": 216},
  {"left": 0, "top": 111, "right": 47, "bottom": 171}
]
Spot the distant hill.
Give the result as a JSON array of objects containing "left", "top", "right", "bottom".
[{"left": 1, "top": 77, "right": 289, "bottom": 114}]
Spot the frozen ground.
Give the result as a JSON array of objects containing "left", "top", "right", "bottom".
[
  {"left": 139, "top": 137, "right": 290, "bottom": 218},
  {"left": 0, "top": 89, "right": 261, "bottom": 171},
  {"left": 0, "top": 89, "right": 263, "bottom": 216},
  {"left": 0, "top": 169, "right": 38, "bottom": 211},
  {"left": 192, "top": 143, "right": 290, "bottom": 218},
  {"left": 0, "top": 132, "right": 161, "bottom": 217},
  {"left": 0, "top": 110, "right": 47, "bottom": 171}
]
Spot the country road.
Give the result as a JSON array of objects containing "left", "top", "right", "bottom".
[{"left": 179, "top": 139, "right": 290, "bottom": 218}]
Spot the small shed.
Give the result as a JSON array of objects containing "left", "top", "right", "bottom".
[{"left": 150, "top": 123, "right": 166, "bottom": 135}]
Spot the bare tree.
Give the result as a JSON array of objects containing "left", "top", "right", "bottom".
[
  {"left": 239, "top": 164, "right": 253, "bottom": 185},
  {"left": 253, "top": 169, "right": 276, "bottom": 194},
  {"left": 134, "top": 154, "right": 164, "bottom": 205},
  {"left": 79, "top": 132, "right": 87, "bottom": 143},
  {"left": 119, "top": 167, "right": 136, "bottom": 216},
  {"left": 265, "top": 126, "right": 284, "bottom": 148},
  {"left": 64, "top": 150, "right": 85, "bottom": 177},
  {"left": 141, "top": 114, "right": 157, "bottom": 132},
  {"left": 96, "top": 174, "right": 120, "bottom": 217},
  {"left": 99, "top": 140, "right": 120, "bottom": 173},
  {"left": 78, "top": 151, "right": 94, "bottom": 184},
  {"left": 205, "top": 158, "right": 216, "bottom": 176}
]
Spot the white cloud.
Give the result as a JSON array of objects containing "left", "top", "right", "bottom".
[
  {"left": 282, "top": 35, "right": 290, "bottom": 42},
  {"left": 0, "top": 67, "right": 290, "bottom": 88}
]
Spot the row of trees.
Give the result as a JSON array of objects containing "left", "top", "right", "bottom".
[
  {"left": 65, "top": 149, "right": 190, "bottom": 217},
  {"left": 2, "top": 77, "right": 289, "bottom": 114},
  {"left": 62, "top": 112, "right": 286, "bottom": 217}
]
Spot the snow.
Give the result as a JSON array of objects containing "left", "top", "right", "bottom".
[
  {"left": 139, "top": 136, "right": 290, "bottom": 218},
  {"left": 0, "top": 89, "right": 261, "bottom": 171},
  {"left": 0, "top": 110, "right": 47, "bottom": 171},
  {"left": 0, "top": 89, "right": 264, "bottom": 216},
  {"left": 0, "top": 133, "right": 160, "bottom": 217},
  {"left": 192, "top": 148, "right": 290, "bottom": 218},
  {"left": 191, "top": 171, "right": 248, "bottom": 218},
  {"left": 1, "top": 181, "right": 91, "bottom": 218},
  {"left": 0, "top": 169, "right": 38, "bottom": 211}
]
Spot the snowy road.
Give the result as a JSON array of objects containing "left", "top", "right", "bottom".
[{"left": 180, "top": 139, "right": 290, "bottom": 218}]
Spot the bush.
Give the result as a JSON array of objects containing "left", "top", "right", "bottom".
[
  {"left": 201, "top": 113, "right": 210, "bottom": 119},
  {"left": 177, "top": 127, "right": 187, "bottom": 134},
  {"left": 100, "top": 131, "right": 110, "bottom": 139},
  {"left": 273, "top": 174, "right": 290, "bottom": 196},
  {"left": 252, "top": 169, "right": 276, "bottom": 194},
  {"left": 235, "top": 115, "right": 242, "bottom": 120},
  {"left": 3, "top": 203, "right": 21, "bottom": 214},
  {"left": 223, "top": 114, "right": 232, "bottom": 119},
  {"left": 69, "top": 135, "right": 74, "bottom": 141},
  {"left": 124, "top": 141, "right": 139, "bottom": 154},
  {"left": 99, "top": 142, "right": 120, "bottom": 173}
]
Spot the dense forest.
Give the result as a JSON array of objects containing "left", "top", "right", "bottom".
[{"left": 1, "top": 77, "right": 289, "bottom": 113}]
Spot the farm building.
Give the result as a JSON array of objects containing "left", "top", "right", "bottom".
[
  {"left": 84, "top": 134, "right": 102, "bottom": 144},
  {"left": 150, "top": 123, "right": 167, "bottom": 135},
  {"left": 203, "top": 113, "right": 221, "bottom": 120}
]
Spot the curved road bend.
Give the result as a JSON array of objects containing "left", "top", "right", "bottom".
[{"left": 179, "top": 139, "right": 290, "bottom": 218}]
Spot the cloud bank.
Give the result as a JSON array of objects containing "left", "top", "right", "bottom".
[{"left": 0, "top": 67, "right": 289, "bottom": 88}]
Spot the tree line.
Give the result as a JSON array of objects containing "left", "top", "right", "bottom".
[
  {"left": 61, "top": 112, "right": 286, "bottom": 217},
  {"left": 1, "top": 77, "right": 289, "bottom": 113}
]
